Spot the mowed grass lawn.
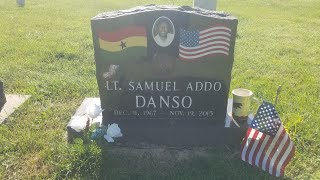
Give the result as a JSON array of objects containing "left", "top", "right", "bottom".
[{"left": 0, "top": 0, "right": 319, "bottom": 179}]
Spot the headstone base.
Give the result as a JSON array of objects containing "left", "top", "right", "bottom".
[
  {"left": 67, "top": 98, "right": 252, "bottom": 145},
  {"left": 0, "top": 94, "right": 31, "bottom": 124}
]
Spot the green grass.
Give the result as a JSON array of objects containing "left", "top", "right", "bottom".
[{"left": 0, "top": 0, "right": 320, "bottom": 179}]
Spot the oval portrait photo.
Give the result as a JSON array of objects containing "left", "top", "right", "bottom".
[{"left": 152, "top": 16, "right": 175, "bottom": 47}]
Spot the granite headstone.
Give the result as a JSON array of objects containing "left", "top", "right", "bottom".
[{"left": 91, "top": 5, "right": 239, "bottom": 145}]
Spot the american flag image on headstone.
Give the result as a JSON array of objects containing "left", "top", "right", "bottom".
[
  {"left": 240, "top": 101, "right": 295, "bottom": 177},
  {"left": 179, "top": 25, "right": 231, "bottom": 60}
]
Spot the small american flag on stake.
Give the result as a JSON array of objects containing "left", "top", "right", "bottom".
[
  {"left": 240, "top": 101, "right": 295, "bottom": 177},
  {"left": 179, "top": 25, "right": 232, "bottom": 60}
]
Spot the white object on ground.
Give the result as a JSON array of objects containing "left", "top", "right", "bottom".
[
  {"left": 92, "top": 114, "right": 102, "bottom": 127},
  {"left": 86, "top": 104, "right": 103, "bottom": 119},
  {"left": 69, "top": 115, "right": 88, "bottom": 132},
  {"left": 104, "top": 123, "right": 123, "bottom": 142},
  {"left": 104, "top": 134, "right": 114, "bottom": 142},
  {"left": 107, "top": 123, "right": 123, "bottom": 137}
]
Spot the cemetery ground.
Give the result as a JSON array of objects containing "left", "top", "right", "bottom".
[{"left": 0, "top": 0, "right": 319, "bottom": 179}]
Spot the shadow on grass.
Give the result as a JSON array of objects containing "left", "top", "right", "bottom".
[{"left": 66, "top": 139, "right": 289, "bottom": 180}]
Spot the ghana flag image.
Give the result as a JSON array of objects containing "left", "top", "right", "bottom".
[{"left": 97, "top": 26, "right": 147, "bottom": 56}]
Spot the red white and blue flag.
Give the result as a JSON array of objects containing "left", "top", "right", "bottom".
[
  {"left": 179, "top": 25, "right": 232, "bottom": 60},
  {"left": 240, "top": 101, "right": 295, "bottom": 177}
]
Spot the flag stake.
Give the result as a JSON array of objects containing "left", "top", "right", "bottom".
[
  {"left": 240, "top": 101, "right": 295, "bottom": 177},
  {"left": 274, "top": 85, "right": 282, "bottom": 108}
]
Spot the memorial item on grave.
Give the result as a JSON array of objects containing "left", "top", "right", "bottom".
[
  {"left": 104, "top": 123, "right": 123, "bottom": 142},
  {"left": 0, "top": 81, "right": 6, "bottom": 112},
  {"left": 69, "top": 115, "right": 88, "bottom": 132},
  {"left": 232, "top": 88, "right": 254, "bottom": 122},
  {"left": 86, "top": 103, "right": 104, "bottom": 119},
  {"left": 91, "top": 123, "right": 123, "bottom": 143},
  {"left": 274, "top": 85, "right": 282, "bottom": 107},
  {"left": 240, "top": 101, "right": 295, "bottom": 177},
  {"left": 91, "top": 5, "right": 240, "bottom": 145}
]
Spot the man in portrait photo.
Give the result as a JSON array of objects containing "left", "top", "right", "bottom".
[
  {"left": 153, "top": 17, "right": 175, "bottom": 47},
  {"left": 150, "top": 16, "right": 178, "bottom": 75}
]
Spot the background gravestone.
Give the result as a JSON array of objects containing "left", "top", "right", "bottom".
[
  {"left": 194, "top": 0, "right": 217, "bottom": 11},
  {"left": 16, "top": 0, "right": 25, "bottom": 7},
  {"left": 0, "top": 81, "right": 6, "bottom": 112},
  {"left": 91, "top": 5, "right": 239, "bottom": 145}
]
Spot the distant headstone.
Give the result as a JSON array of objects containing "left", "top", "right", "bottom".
[
  {"left": 194, "top": 0, "right": 217, "bottom": 11},
  {"left": 16, "top": 0, "right": 25, "bottom": 7},
  {"left": 0, "top": 81, "right": 6, "bottom": 112},
  {"left": 91, "top": 5, "right": 238, "bottom": 145}
]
